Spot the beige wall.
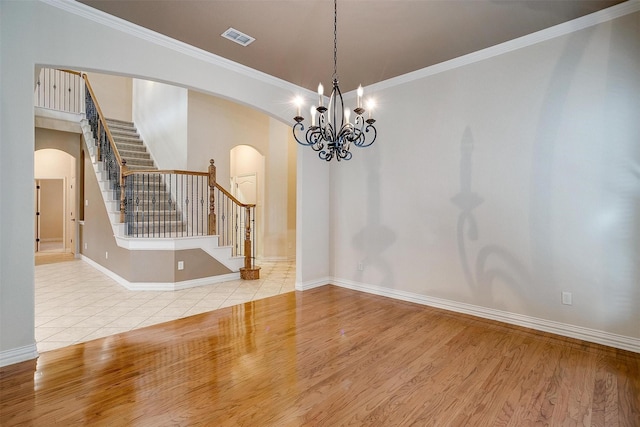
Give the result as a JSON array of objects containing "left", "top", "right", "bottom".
[
  {"left": 188, "top": 91, "right": 297, "bottom": 260},
  {"left": 85, "top": 72, "right": 132, "bottom": 122},
  {"left": 187, "top": 91, "right": 270, "bottom": 187}
]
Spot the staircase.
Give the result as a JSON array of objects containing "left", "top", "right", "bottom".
[
  {"left": 106, "top": 119, "right": 155, "bottom": 171},
  {"left": 105, "top": 118, "right": 187, "bottom": 236},
  {"left": 36, "top": 69, "right": 250, "bottom": 282}
]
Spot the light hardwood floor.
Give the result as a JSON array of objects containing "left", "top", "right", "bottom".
[{"left": 1, "top": 285, "right": 639, "bottom": 426}]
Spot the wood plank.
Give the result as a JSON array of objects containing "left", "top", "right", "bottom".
[{"left": 1, "top": 285, "right": 638, "bottom": 426}]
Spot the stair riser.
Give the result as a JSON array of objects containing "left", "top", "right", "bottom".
[
  {"left": 120, "top": 152, "right": 151, "bottom": 159},
  {"left": 126, "top": 165, "right": 157, "bottom": 170},
  {"left": 114, "top": 141, "right": 145, "bottom": 149},
  {"left": 110, "top": 132, "right": 140, "bottom": 139},
  {"left": 122, "top": 157, "right": 154, "bottom": 164}
]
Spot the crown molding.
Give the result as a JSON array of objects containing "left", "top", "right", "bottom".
[
  {"left": 39, "top": 0, "right": 300, "bottom": 93},
  {"left": 39, "top": 0, "right": 639, "bottom": 97},
  {"left": 368, "top": 0, "right": 640, "bottom": 93}
]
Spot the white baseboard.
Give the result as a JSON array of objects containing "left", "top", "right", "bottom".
[
  {"left": 331, "top": 278, "right": 640, "bottom": 354},
  {"left": 81, "top": 255, "right": 240, "bottom": 291},
  {"left": 0, "top": 344, "right": 38, "bottom": 368},
  {"left": 295, "top": 276, "right": 331, "bottom": 291}
]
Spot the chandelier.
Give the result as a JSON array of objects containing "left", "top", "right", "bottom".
[{"left": 292, "top": 0, "right": 377, "bottom": 162}]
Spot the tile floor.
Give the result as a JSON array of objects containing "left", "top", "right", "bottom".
[{"left": 35, "top": 257, "right": 295, "bottom": 352}]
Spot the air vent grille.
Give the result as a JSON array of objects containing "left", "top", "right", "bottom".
[{"left": 221, "top": 27, "right": 255, "bottom": 47}]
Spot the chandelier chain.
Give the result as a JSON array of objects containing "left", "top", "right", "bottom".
[{"left": 333, "top": 0, "right": 338, "bottom": 80}]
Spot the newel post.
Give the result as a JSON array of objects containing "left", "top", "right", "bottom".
[
  {"left": 240, "top": 205, "right": 260, "bottom": 280},
  {"left": 119, "top": 160, "right": 127, "bottom": 223},
  {"left": 208, "top": 159, "right": 216, "bottom": 235},
  {"left": 244, "top": 206, "right": 252, "bottom": 270}
]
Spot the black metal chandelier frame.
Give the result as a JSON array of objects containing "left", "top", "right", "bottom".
[{"left": 292, "top": 0, "right": 377, "bottom": 162}]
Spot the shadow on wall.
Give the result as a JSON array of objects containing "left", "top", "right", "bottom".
[
  {"left": 352, "top": 140, "right": 396, "bottom": 286},
  {"left": 451, "top": 126, "right": 532, "bottom": 308}
]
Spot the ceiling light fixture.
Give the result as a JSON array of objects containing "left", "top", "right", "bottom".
[{"left": 292, "top": 0, "right": 377, "bottom": 162}]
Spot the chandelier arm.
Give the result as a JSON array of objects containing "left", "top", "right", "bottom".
[
  {"left": 293, "top": 122, "right": 326, "bottom": 152},
  {"left": 355, "top": 124, "right": 377, "bottom": 148}
]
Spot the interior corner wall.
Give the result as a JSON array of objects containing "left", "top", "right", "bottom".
[
  {"left": 331, "top": 11, "right": 640, "bottom": 341},
  {"left": 0, "top": 0, "right": 326, "bottom": 364},
  {"left": 297, "top": 146, "right": 331, "bottom": 286},
  {"left": 133, "top": 79, "right": 188, "bottom": 170}
]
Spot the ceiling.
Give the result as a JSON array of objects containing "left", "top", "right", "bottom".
[{"left": 78, "top": 0, "right": 625, "bottom": 93}]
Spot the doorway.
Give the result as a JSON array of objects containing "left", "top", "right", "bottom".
[
  {"left": 34, "top": 147, "right": 77, "bottom": 256},
  {"left": 35, "top": 179, "right": 65, "bottom": 253}
]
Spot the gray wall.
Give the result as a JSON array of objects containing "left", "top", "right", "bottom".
[{"left": 331, "top": 11, "right": 640, "bottom": 341}]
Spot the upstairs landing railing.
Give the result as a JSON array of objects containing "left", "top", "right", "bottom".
[{"left": 36, "top": 69, "right": 258, "bottom": 276}]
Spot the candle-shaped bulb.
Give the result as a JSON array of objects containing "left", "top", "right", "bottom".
[
  {"left": 310, "top": 105, "right": 317, "bottom": 126},
  {"left": 367, "top": 99, "right": 375, "bottom": 119},
  {"left": 294, "top": 96, "right": 303, "bottom": 117},
  {"left": 318, "top": 83, "right": 324, "bottom": 107},
  {"left": 357, "top": 85, "right": 363, "bottom": 108},
  {"left": 344, "top": 108, "right": 351, "bottom": 124}
]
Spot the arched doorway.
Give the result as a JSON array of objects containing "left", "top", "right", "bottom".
[
  {"left": 34, "top": 148, "right": 77, "bottom": 254},
  {"left": 230, "top": 145, "right": 265, "bottom": 259}
]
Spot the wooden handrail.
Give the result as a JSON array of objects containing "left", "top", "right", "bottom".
[
  {"left": 123, "top": 169, "right": 251, "bottom": 206},
  {"left": 212, "top": 182, "right": 255, "bottom": 209},
  {"left": 123, "top": 169, "right": 209, "bottom": 177},
  {"left": 81, "top": 74, "right": 125, "bottom": 168},
  {"left": 59, "top": 69, "right": 83, "bottom": 76}
]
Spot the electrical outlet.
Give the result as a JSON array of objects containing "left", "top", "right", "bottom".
[
  {"left": 85, "top": 199, "right": 89, "bottom": 206},
  {"left": 105, "top": 251, "right": 108, "bottom": 260},
  {"left": 178, "top": 261, "right": 184, "bottom": 270},
  {"left": 84, "top": 242, "right": 87, "bottom": 250},
  {"left": 357, "top": 262, "right": 364, "bottom": 271},
  {"left": 561, "top": 291, "right": 572, "bottom": 305}
]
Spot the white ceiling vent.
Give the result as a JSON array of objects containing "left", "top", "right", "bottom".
[{"left": 221, "top": 27, "right": 255, "bottom": 47}]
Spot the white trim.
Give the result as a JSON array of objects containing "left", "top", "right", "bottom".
[
  {"left": 114, "top": 234, "right": 219, "bottom": 251},
  {"left": 331, "top": 278, "right": 640, "bottom": 354},
  {"left": 295, "top": 276, "right": 331, "bottom": 291},
  {"left": 41, "top": 0, "right": 638, "bottom": 98},
  {"left": 0, "top": 344, "right": 38, "bottom": 368},
  {"left": 40, "top": 0, "right": 300, "bottom": 93},
  {"left": 81, "top": 255, "right": 240, "bottom": 291},
  {"left": 366, "top": 0, "right": 640, "bottom": 93}
]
